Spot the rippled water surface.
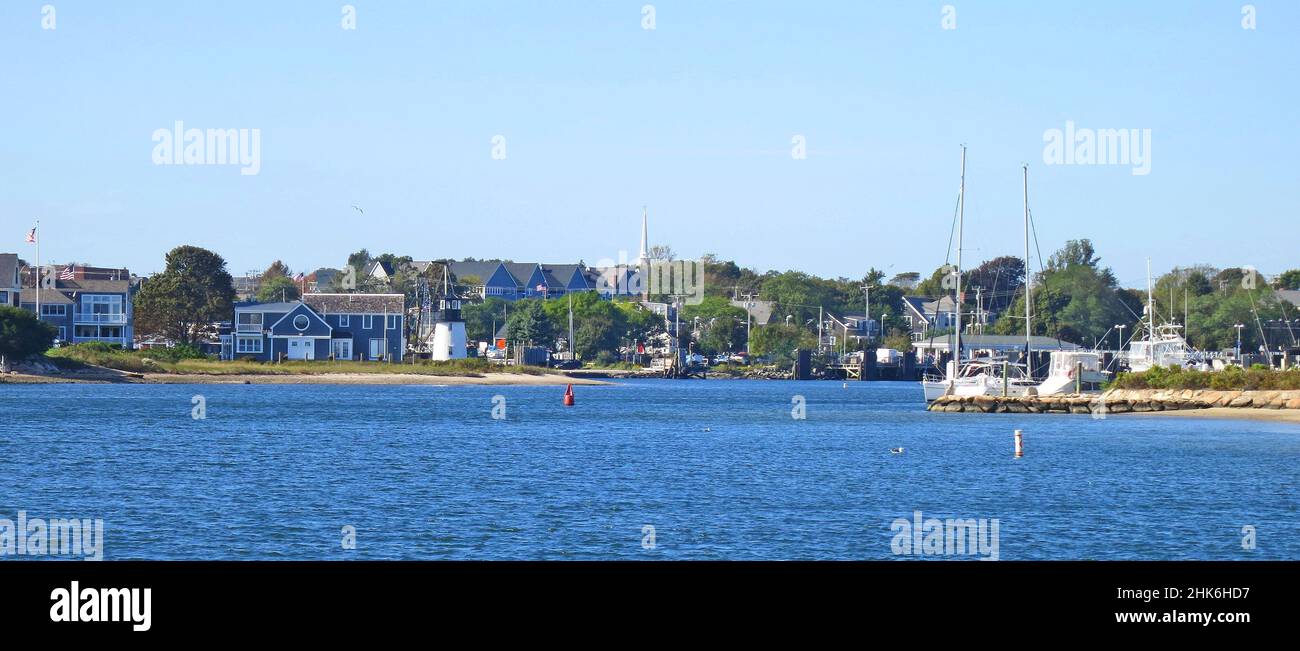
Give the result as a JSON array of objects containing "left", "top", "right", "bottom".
[{"left": 2, "top": 380, "right": 1297, "bottom": 559}]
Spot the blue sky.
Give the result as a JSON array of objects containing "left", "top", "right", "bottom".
[{"left": 1, "top": 1, "right": 1295, "bottom": 288}]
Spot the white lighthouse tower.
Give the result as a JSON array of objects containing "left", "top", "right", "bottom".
[{"left": 431, "top": 266, "right": 466, "bottom": 361}]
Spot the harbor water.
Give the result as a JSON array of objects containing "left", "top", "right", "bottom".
[{"left": 2, "top": 380, "right": 1297, "bottom": 559}]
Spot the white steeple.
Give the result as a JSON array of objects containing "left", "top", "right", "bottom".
[{"left": 638, "top": 205, "right": 649, "bottom": 263}]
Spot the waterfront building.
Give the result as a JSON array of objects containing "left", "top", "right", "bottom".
[
  {"left": 17, "top": 267, "right": 134, "bottom": 347},
  {"left": 223, "top": 293, "right": 404, "bottom": 362}
]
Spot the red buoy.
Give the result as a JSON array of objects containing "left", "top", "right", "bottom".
[{"left": 563, "top": 384, "right": 575, "bottom": 406}]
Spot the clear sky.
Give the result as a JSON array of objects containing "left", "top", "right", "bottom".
[{"left": 1, "top": 1, "right": 1295, "bottom": 289}]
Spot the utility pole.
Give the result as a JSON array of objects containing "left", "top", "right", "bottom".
[
  {"left": 739, "top": 293, "right": 758, "bottom": 355},
  {"left": 818, "top": 305, "right": 824, "bottom": 353}
]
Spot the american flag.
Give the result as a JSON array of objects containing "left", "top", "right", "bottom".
[
  {"left": 59, "top": 265, "right": 75, "bottom": 280},
  {"left": 26, "top": 227, "right": 36, "bottom": 244}
]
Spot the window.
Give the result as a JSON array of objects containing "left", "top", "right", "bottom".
[
  {"left": 42, "top": 304, "right": 66, "bottom": 316},
  {"left": 75, "top": 325, "right": 98, "bottom": 339},
  {"left": 338, "top": 314, "right": 350, "bottom": 327},
  {"left": 81, "top": 295, "right": 122, "bottom": 315},
  {"left": 369, "top": 338, "right": 385, "bottom": 360},
  {"left": 237, "top": 312, "right": 263, "bottom": 332},
  {"left": 363, "top": 315, "right": 373, "bottom": 329},
  {"left": 57, "top": 327, "right": 65, "bottom": 341},
  {"left": 236, "top": 336, "right": 263, "bottom": 353},
  {"left": 387, "top": 314, "right": 399, "bottom": 329},
  {"left": 293, "top": 314, "right": 310, "bottom": 330}
]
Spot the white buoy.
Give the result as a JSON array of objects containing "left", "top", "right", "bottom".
[{"left": 1014, "top": 429, "right": 1024, "bottom": 458}]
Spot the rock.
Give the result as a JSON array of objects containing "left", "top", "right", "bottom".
[
  {"left": 1229, "top": 395, "right": 1254, "bottom": 408},
  {"left": 1286, "top": 398, "right": 1300, "bottom": 410},
  {"left": 1069, "top": 404, "right": 1090, "bottom": 414},
  {"left": 1131, "top": 402, "right": 1151, "bottom": 412}
]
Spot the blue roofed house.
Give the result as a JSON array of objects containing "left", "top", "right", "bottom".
[
  {"left": 223, "top": 293, "right": 405, "bottom": 361},
  {"left": 445, "top": 260, "right": 516, "bottom": 300},
  {"left": 426, "top": 260, "right": 597, "bottom": 302},
  {"left": 541, "top": 263, "right": 594, "bottom": 297},
  {"left": 504, "top": 262, "right": 549, "bottom": 299}
]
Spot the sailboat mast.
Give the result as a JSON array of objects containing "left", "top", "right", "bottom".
[
  {"left": 954, "top": 145, "right": 965, "bottom": 372},
  {"left": 1023, "top": 164, "right": 1032, "bottom": 376},
  {"left": 1146, "top": 258, "right": 1156, "bottom": 365}
]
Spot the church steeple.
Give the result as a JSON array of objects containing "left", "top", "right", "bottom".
[
  {"left": 638, "top": 206, "right": 649, "bottom": 300},
  {"left": 638, "top": 205, "right": 649, "bottom": 263}
]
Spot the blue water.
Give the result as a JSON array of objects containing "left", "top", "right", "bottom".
[{"left": 1, "top": 380, "right": 1297, "bottom": 560}]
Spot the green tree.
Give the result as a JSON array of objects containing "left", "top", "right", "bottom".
[
  {"left": 463, "top": 297, "right": 509, "bottom": 343},
  {"left": 992, "top": 240, "right": 1127, "bottom": 345},
  {"left": 134, "top": 245, "right": 237, "bottom": 345},
  {"left": 1275, "top": 269, "right": 1300, "bottom": 291},
  {"left": 574, "top": 314, "right": 619, "bottom": 360},
  {"left": 0, "top": 305, "right": 57, "bottom": 369},
  {"left": 749, "top": 323, "right": 816, "bottom": 364},
  {"left": 256, "top": 275, "right": 301, "bottom": 302},
  {"left": 505, "top": 300, "right": 555, "bottom": 348}
]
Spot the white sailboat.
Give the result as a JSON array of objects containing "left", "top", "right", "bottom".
[{"left": 921, "top": 154, "right": 1037, "bottom": 402}]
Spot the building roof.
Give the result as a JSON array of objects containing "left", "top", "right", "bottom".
[
  {"left": 19, "top": 288, "right": 74, "bottom": 304},
  {"left": 364, "top": 260, "right": 394, "bottom": 279},
  {"left": 502, "top": 262, "right": 540, "bottom": 287},
  {"left": 236, "top": 293, "right": 405, "bottom": 315},
  {"left": 53, "top": 278, "right": 131, "bottom": 293},
  {"left": 448, "top": 260, "right": 505, "bottom": 284},
  {"left": 543, "top": 263, "right": 586, "bottom": 287},
  {"left": 234, "top": 300, "right": 300, "bottom": 312},
  {"left": 912, "top": 334, "right": 1081, "bottom": 351},
  {"left": 304, "top": 293, "right": 404, "bottom": 314}
]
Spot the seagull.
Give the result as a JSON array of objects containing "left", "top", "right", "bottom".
[
  {"left": 890, "top": 447, "right": 905, "bottom": 454},
  {"left": 351, "top": 204, "right": 364, "bottom": 215},
  {"left": 702, "top": 427, "right": 712, "bottom": 432}
]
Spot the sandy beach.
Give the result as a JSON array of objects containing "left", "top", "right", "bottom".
[{"left": 1128, "top": 408, "right": 1300, "bottom": 423}]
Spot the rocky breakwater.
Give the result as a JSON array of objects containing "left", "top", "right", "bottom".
[{"left": 927, "top": 389, "right": 1300, "bottom": 414}]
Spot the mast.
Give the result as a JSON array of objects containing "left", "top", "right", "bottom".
[
  {"left": 1146, "top": 258, "right": 1156, "bottom": 365},
  {"left": 34, "top": 220, "right": 40, "bottom": 326},
  {"left": 953, "top": 145, "right": 965, "bottom": 378},
  {"left": 1023, "top": 164, "right": 1031, "bottom": 376}
]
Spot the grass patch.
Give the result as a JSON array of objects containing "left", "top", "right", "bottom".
[
  {"left": 1110, "top": 364, "right": 1300, "bottom": 391},
  {"left": 45, "top": 343, "right": 553, "bottom": 376}
]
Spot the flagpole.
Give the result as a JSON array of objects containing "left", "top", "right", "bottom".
[{"left": 34, "top": 220, "right": 40, "bottom": 324}]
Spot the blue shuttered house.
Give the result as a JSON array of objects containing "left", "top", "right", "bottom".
[
  {"left": 223, "top": 293, "right": 405, "bottom": 361},
  {"left": 438, "top": 260, "right": 595, "bottom": 301}
]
